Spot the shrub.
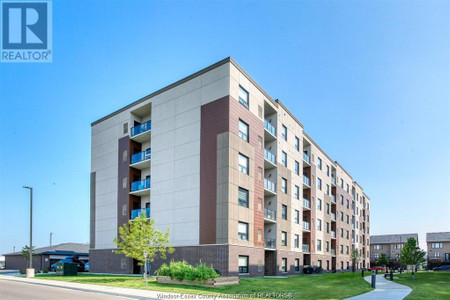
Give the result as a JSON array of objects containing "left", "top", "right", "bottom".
[
  {"left": 156, "top": 261, "right": 218, "bottom": 283},
  {"left": 43, "top": 268, "right": 49, "bottom": 273},
  {"left": 19, "top": 269, "right": 26, "bottom": 274}
]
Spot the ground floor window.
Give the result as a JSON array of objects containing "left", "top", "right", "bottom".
[
  {"left": 446, "top": 253, "right": 450, "bottom": 261},
  {"left": 346, "top": 262, "right": 349, "bottom": 270},
  {"left": 326, "top": 260, "right": 330, "bottom": 271},
  {"left": 340, "top": 261, "right": 344, "bottom": 270},
  {"left": 281, "top": 258, "right": 287, "bottom": 272},
  {"left": 318, "top": 260, "right": 322, "bottom": 268},
  {"left": 239, "top": 256, "right": 249, "bottom": 274},
  {"left": 295, "top": 259, "right": 300, "bottom": 272}
]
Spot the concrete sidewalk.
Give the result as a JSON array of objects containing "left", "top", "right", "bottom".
[
  {"left": 0, "top": 275, "right": 186, "bottom": 300},
  {"left": 347, "top": 274, "right": 412, "bottom": 299}
]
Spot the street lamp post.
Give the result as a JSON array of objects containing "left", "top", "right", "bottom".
[{"left": 23, "top": 186, "right": 34, "bottom": 278}]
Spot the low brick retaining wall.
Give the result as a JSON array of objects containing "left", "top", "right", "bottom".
[{"left": 156, "top": 276, "right": 240, "bottom": 287}]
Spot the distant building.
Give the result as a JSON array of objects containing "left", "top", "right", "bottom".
[
  {"left": 4, "top": 243, "right": 89, "bottom": 271},
  {"left": 370, "top": 233, "right": 418, "bottom": 267},
  {"left": 427, "top": 232, "right": 450, "bottom": 268},
  {"left": 0, "top": 256, "right": 5, "bottom": 269}
]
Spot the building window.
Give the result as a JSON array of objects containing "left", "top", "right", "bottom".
[
  {"left": 122, "top": 177, "right": 127, "bottom": 189},
  {"left": 326, "top": 165, "right": 330, "bottom": 176},
  {"left": 294, "top": 161, "right": 300, "bottom": 175},
  {"left": 239, "top": 86, "right": 249, "bottom": 109},
  {"left": 294, "top": 185, "right": 300, "bottom": 200},
  {"left": 295, "top": 234, "right": 300, "bottom": 248},
  {"left": 238, "top": 222, "right": 249, "bottom": 241},
  {"left": 326, "top": 184, "right": 330, "bottom": 195},
  {"left": 239, "top": 256, "right": 249, "bottom": 274},
  {"left": 340, "top": 245, "right": 344, "bottom": 254},
  {"left": 282, "top": 231, "right": 287, "bottom": 246},
  {"left": 282, "top": 178, "right": 287, "bottom": 193},
  {"left": 317, "top": 219, "right": 322, "bottom": 231},
  {"left": 281, "top": 125, "right": 287, "bottom": 141},
  {"left": 238, "top": 153, "right": 249, "bottom": 174},
  {"left": 346, "top": 262, "right": 349, "bottom": 270},
  {"left": 340, "top": 195, "right": 344, "bottom": 205},
  {"left": 318, "top": 260, "right": 322, "bottom": 268},
  {"left": 258, "top": 105, "right": 263, "bottom": 118},
  {"left": 317, "top": 178, "right": 322, "bottom": 190},
  {"left": 433, "top": 252, "right": 440, "bottom": 258},
  {"left": 258, "top": 229, "right": 262, "bottom": 242},
  {"left": 238, "top": 120, "right": 249, "bottom": 142},
  {"left": 258, "top": 167, "right": 263, "bottom": 181},
  {"left": 326, "top": 241, "right": 329, "bottom": 252},
  {"left": 326, "top": 222, "right": 330, "bottom": 233},
  {"left": 281, "top": 151, "right": 287, "bottom": 167},
  {"left": 295, "top": 210, "right": 300, "bottom": 224},
  {"left": 317, "top": 198, "right": 322, "bottom": 211},
  {"left": 431, "top": 243, "right": 443, "bottom": 248},
  {"left": 346, "top": 184, "right": 349, "bottom": 193},
  {"left": 281, "top": 205, "right": 287, "bottom": 220},
  {"left": 445, "top": 253, "right": 450, "bottom": 261},
  {"left": 238, "top": 187, "right": 249, "bottom": 208},
  {"left": 340, "top": 211, "right": 344, "bottom": 221},
  {"left": 281, "top": 258, "right": 287, "bottom": 272},
  {"left": 346, "top": 246, "right": 349, "bottom": 255},
  {"left": 340, "top": 228, "right": 344, "bottom": 237},
  {"left": 326, "top": 203, "right": 330, "bottom": 214},
  {"left": 317, "top": 157, "right": 322, "bottom": 170},
  {"left": 295, "top": 136, "right": 300, "bottom": 151},
  {"left": 346, "top": 231, "right": 349, "bottom": 239},
  {"left": 258, "top": 136, "right": 263, "bottom": 149},
  {"left": 258, "top": 198, "right": 263, "bottom": 211},
  {"left": 123, "top": 123, "right": 128, "bottom": 134},
  {"left": 326, "top": 260, "right": 330, "bottom": 271},
  {"left": 340, "top": 179, "right": 344, "bottom": 188},
  {"left": 346, "top": 215, "right": 349, "bottom": 224},
  {"left": 346, "top": 199, "right": 349, "bottom": 209},
  {"left": 340, "top": 261, "right": 344, "bottom": 270},
  {"left": 374, "top": 253, "right": 379, "bottom": 259},
  {"left": 295, "top": 259, "right": 300, "bottom": 272},
  {"left": 317, "top": 239, "right": 322, "bottom": 251}
]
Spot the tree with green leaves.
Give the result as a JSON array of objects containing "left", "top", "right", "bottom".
[
  {"left": 400, "top": 237, "right": 425, "bottom": 279},
  {"left": 113, "top": 211, "right": 174, "bottom": 274},
  {"left": 21, "top": 245, "right": 35, "bottom": 262},
  {"left": 351, "top": 249, "right": 361, "bottom": 272},
  {"left": 377, "top": 253, "right": 389, "bottom": 267}
]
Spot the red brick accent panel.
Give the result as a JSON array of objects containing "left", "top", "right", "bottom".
[
  {"left": 200, "top": 96, "right": 230, "bottom": 244},
  {"left": 229, "top": 97, "right": 265, "bottom": 248}
]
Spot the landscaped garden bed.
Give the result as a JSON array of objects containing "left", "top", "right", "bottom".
[{"left": 156, "top": 261, "right": 239, "bottom": 287}]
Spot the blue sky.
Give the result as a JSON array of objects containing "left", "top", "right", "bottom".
[{"left": 0, "top": 1, "right": 449, "bottom": 254}]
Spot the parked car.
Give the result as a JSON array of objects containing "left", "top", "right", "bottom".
[
  {"left": 84, "top": 262, "right": 89, "bottom": 272},
  {"left": 433, "top": 265, "right": 450, "bottom": 271},
  {"left": 369, "top": 266, "right": 386, "bottom": 272}
]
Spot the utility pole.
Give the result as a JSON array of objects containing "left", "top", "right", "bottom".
[
  {"left": 13, "top": 246, "right": 15, "bottom": 253},
  {"left": 50, "top": 232, "right": 53, "bottom": 246},
  {"left": 23, "top": 186, "right": 34, "bottom": 278}
]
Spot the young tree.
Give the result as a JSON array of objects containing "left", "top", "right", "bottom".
[
  {"left": 113, "top": 211, "right": 174, "bottom": 274},
  {"left": 400, "top": 237, "right": 425, "bottom": 279},
  {"left": 377, "top": 253, "right": 389, "bottom": 267},
  {"left": 351, "top": 249, "right": 361, "bottom": 272},
  {"left": 21, "top": 245, "right": 35, "bottom": 262}
]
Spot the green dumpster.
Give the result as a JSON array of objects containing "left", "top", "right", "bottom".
[{"left": 55, "top": 262, "right": 78, "bottom": 276}]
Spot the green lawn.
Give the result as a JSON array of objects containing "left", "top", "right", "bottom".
[
  {"left": 36, "top": 272, "right": 372, "bottom": 299},
  {"left": 395, "top": 272, "right": 450, "bottom": 299}
]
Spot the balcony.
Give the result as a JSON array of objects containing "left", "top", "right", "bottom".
[
  {"left": 302, "top": 244, "right": 310, "bottom": 252},
  {"left": 264, "top": 119, "right": 277, "bottom": 141},
  {"left": 331, "top": 176, "right": 336, "bottom": 186},
  {"left": 303, "top": 175, "right": 311, "bottom": 189},
  {"left": 331, "top": 195, "right": 336, "bottom": 204},
  {"left": 303, "top": 221, "right": 310, "bottom": 231},
  {"left": 331, "top": 249, "right": 336, "bottom": 256},
  {"left": 331, "top": 212, "right": 336, "bottom": 222},
  {"left": 131, "top": 120, "right": 151, "bottom": 142},
  {"left": 130, "top": 178, "right": 150, "bottom": 196},
  {"left": 303, "top": 198, "right": 311, "bottom": 210},
  {"left": 264, "top": 178, "right": 276, "bottom": 196},
  {"left": 130, "top": 208, "right": 150, "bottom": 220},
  {"left": 264, "top": 208, "right": 276, "bottom": 223},
  {"left": 130, "top": 149, "right": 151, "bottom": 170},
  {"left": 303, "top": 152, "right": 310, "bottom": 166},
  {"left": 264, "top": 149, "right": 277, "bottom": 169},
  {"left": 265, "top": 238, "right": 276, "bottom": 249},
  {"left": 331, "top": 231, "right": 336, "bottom": 239}
]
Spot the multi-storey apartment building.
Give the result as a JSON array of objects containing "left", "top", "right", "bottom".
[
  {"left": 90, "top": 57, "right": 371, "bottom": 276},
  {"left": 427, "top": 232, "right": 450, "bottom": 268},
  {"left": 370, "top": 233, "right": 418, "bottom": 267}
]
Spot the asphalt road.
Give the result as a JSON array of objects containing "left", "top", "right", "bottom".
[{"left": 0, "top": 280, "right": 134, "bottom": 300}]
